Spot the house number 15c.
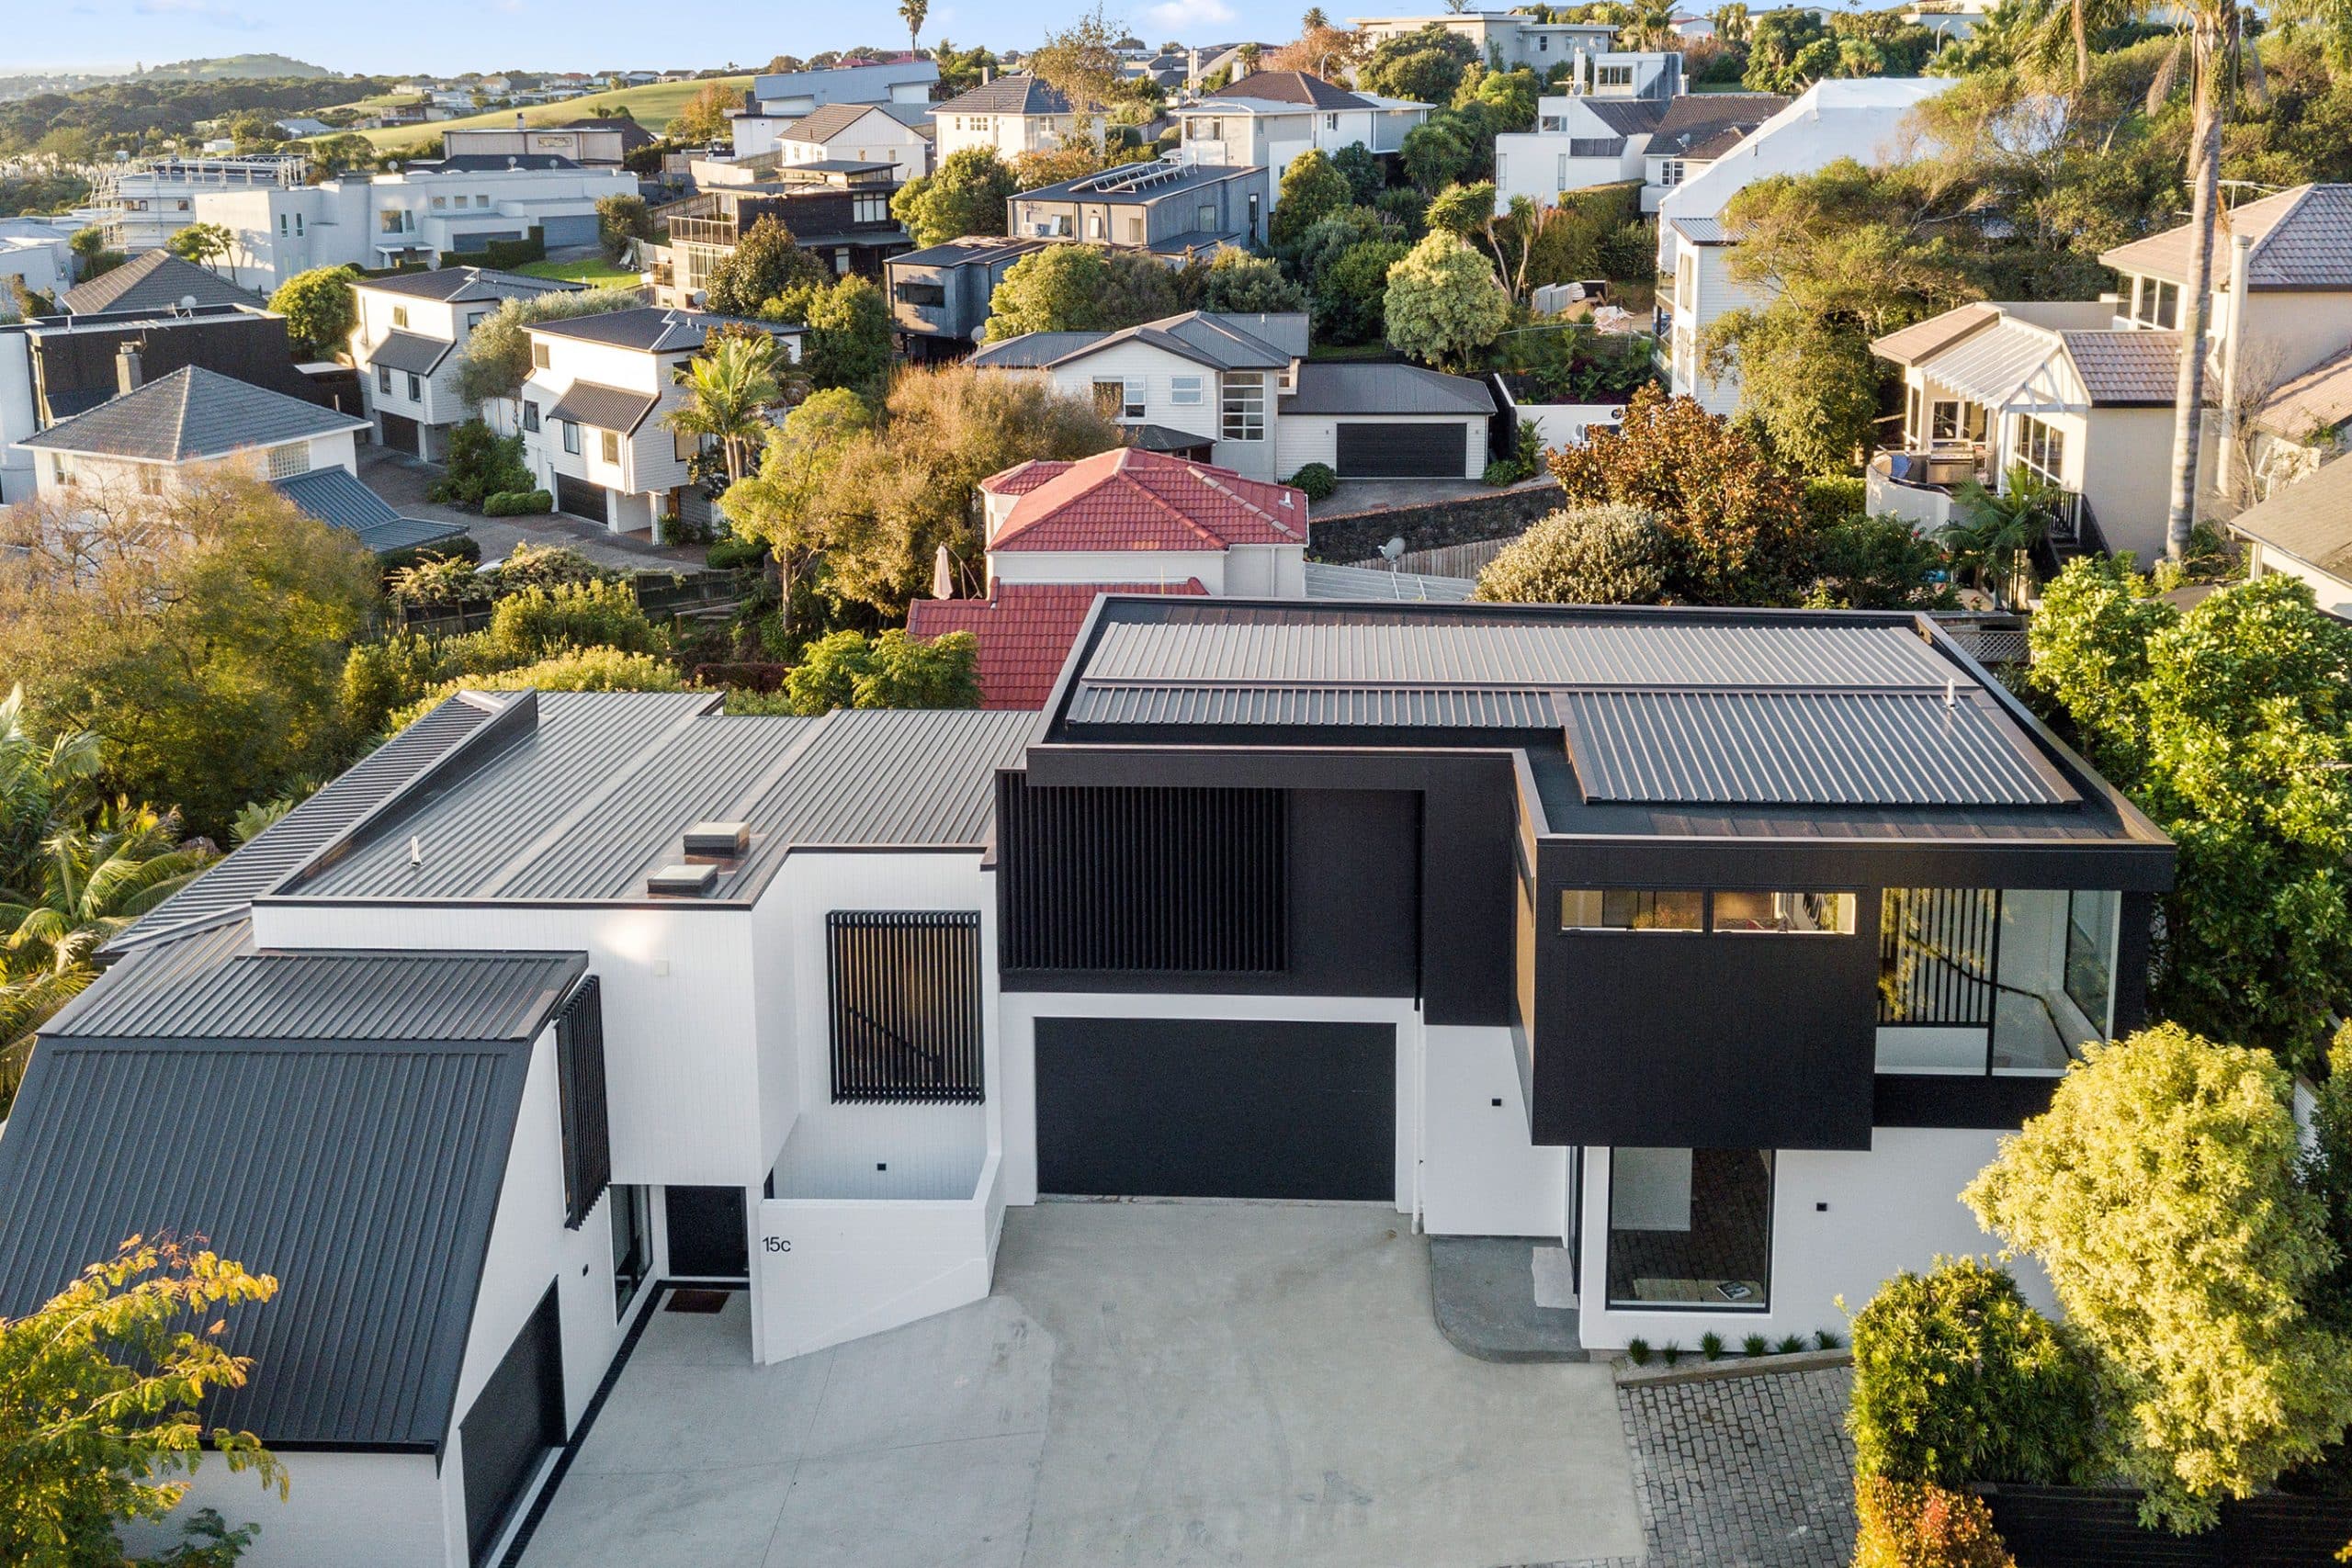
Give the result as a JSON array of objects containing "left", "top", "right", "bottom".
[{"left": 763, "top": 1236, "right": 791, "bottom": 1253}]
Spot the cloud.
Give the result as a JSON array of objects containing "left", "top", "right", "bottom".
[
  {"left": 131, "top": 0, "right": 266, "bottom": 28},
  {"left": 1142, "top": 0, "right": 1237, "bottom": 34}
]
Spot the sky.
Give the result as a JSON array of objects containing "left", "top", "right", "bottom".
[{"left": 20, "top": 0, "right": 1299, "bottom": 76}]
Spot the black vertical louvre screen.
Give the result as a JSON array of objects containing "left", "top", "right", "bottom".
[
  {"left": 1878, "top": 887, "right": 1998, "bottom": 1027},
  {"left": 555, "top": 976, "right": 611, "bottom": 1229},
  {"left": 829, "top": 911, "right": 985, "bottom": 1103},
  {"left": 997, "top": 776, "right": 1287, "bottom": 973}
]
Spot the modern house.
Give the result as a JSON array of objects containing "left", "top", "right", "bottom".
[
  {"left": 514, "top": 305, "right": 802, "bottom": 537},
  {"left": 0, "top": 216, "right": 78, "bottom": 302},
  {"left": 17, "top": 364, "right": 368, "bottom": 505},
  {"left": 1658, "top": 77, "right": 1951, "bottom": 415},
  {"left": 1495, "top": 87, "right": 1783, "bottom": 216},
  {"left": 658, "top": 175, "right": 910, "bottom": 299},
  {"left": 929, "top": 75, "right": 1103, "bottom": 164},
  {"left": 0, "top": 598, "right": 2171, "bottom": 1564},
  {"left": 730, "top": 59, "right": 942, "bottom": 158},
  {"left": 1173, "top": 72, "right": 1431, "bottom": 185},
  {"left": 1350, "top": 10, "right": 1620, "bottom": 70},
  {"left": 60, "top": 250, "right": 257, "bottom": 317},
  {"left": 351, "top": 266, "right": 582, "bottom": 459},
  {"left": 972, "top": 309, "right": 1498, "bottom": 481},
  {"left": 775, "top": 102, "right": 933, "bottom": 180},
  {"left": 1864, "top": 184, "right": 2352, "bottom": 562},
  {"left": 884, "top": 234, "right": 1055, "bottom": 359},
  {"left": 440, "top": 118, "right": 656, "bottom": 166},
  {"left": 89, "top": 153, "right": 309, "bottom": 253},
  {"left": 2228, "top": 452, "right": 2352, "bottom": 616},
  {"left": 1006, "top": 159, "right": 1271, "bottom": 257}
]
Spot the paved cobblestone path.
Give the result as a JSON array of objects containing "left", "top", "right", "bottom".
[{"left": 1613, "top": 1367, "right": 1859, "bottom": 1568}]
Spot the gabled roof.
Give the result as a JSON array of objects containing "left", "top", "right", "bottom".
[
  {"left": 546, "top": 378, "right": 660, "bottom": 433},
  {"left": 974, "top": 310, "right": 1306, "bottom": 373},
  {"left": 526, "top": 305, "right": 796, "bottom": 354},
  {"left": 1200, "top": 71, "right": 1374, "bottom": 109},
  {"left": 1646, "top": 93, "right": 1787, "bottom": 157},
  {"left": 2101, "top": 184, "right": 2352, "bottom": 291},
  {"left": 272, "top": 467, "right": 469, "bottom": 556},
  {"left": 367, "top": 329, "right": 453, "bottom": 376},
  {"left": 18, "top": 366, "right": 368, "bottom": 460},
  {"left": 1870, "top": 301, "right": 2001, "bottom": 366},
  {"left": 2227, "top": 453, "right": 2352, "bottom": 581},
  {"left": 1580, "top": 98, "right": 1668, "bottom": 137},
  {"left": 1871, "top": 307, "right": 2181, "bottom": 409},
  {"left": 1282, "top": 360, "right": 1494, "bottom": 416},
  {"left": 2255, "top": 344, "right": 2352, "bottom": 438},
  {"left": 986, "top": 447, "right": 1308, "bottom": 553},
  {"left": 61, "top": 250, "right": 255, "bottom": 316},
  {"left": 1013, "top": 159, "right": 1261, "bottom": 205},
  {"left": 2056, "top": 329, "right": 2178, "bottom": 405},
  {"left": 933, "top": 74, "right": 1075, "bottom": 116},
  {"left": 354, "top": 265, "right": 583, "bottom": 304},
  {"left": 786, "top": 101, "right": 923, "bottom": 145},
  {"left": 908, "top": 580, "right": 1208, "bottom": 708}
]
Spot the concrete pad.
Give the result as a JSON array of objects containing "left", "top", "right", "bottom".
[
  {"left": 567, "top": 1355, "right": 831, "bottom": 1476},
  {"left": 799, "top": 1294, "right": 1051, "bottom": 1459},
  {"left": 519, "top": 1463, "right": 793, "bottom": 1567},
  {"left": 767, "top": 1434, "right": 1040, "bottom": 1568},
  {"left": 1429, "top": 1235, "right": 1589, "bottom": 1362}
]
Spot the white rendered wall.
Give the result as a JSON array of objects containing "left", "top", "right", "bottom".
[
  {"left": 0, "top": 331, "right": 38, "bottom": 502},
  {"left": 1419, "top": 1023, "right": 1566, "bottom": 1237},
  {"left": 119, "top": 1452, "right": 447, "bottom": 1568},
  {"left": 988, "top": 547, "right": 1229, "bottom": 592},
  {"left": 1274, "top": 413, "right": 1484, "bottom": 479}
]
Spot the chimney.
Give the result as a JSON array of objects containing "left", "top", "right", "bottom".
[
  {"left": 116, "top": 342, "right": 142, "bottom": 395},
  {"left": 514, "top": 110, "right": 526, "bottom": 130},
  {"left": 980, "top": 63, "right": 994, "bottom": 84}
]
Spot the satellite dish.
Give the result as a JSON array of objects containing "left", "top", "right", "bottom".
[
  {"left": 1378, "top": 536, "right": 1405, "bottom": 562},
  {"left": 178, "top": 294, "right": 198, "bottom": 310}
]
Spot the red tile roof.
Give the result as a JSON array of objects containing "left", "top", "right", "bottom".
[
  {"left": 981, "top": 447, "right": 1307, "bottom": 553},
  {"left": 908, "top": 580, "right": 1207, "bottom": 709}
]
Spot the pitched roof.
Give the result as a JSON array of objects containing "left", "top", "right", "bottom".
[
  {"left": 909, "top": 580, "right": 1209, "bottom": 708},
  {"left": 987, "top": 447, "right": 1308, "bottom": 552},
  {"left": 2254, "top": 344, "right": 2352, "bottom": 438},
  {"left": 2058, "top": 329, "right": 2178, "bottom": 405},
  {"left": 61, "top": 250, "right": 256, "bottom": 316},
  {"left": 933, "top": 74, "right": 1075, "bottom": 116},
  {"left": 527, "top": 306, "right": 793, "bottom": 354},
  {"left": 0, "top": 931, "right": 583, "bottom": 1450},
  {"left": 1870, "top": 301, "right": 2001, "bottom": 366},
  {"left": 1203, "top": 71, "right": 1370, "bottom": 109},
  {"left": 1646, "top": 93, "right": 1787, "bottom": 157},
  {"left": 2101, "top": 184, "right": 2352, "bottom": 290},
  {"left": 272, "top": 466, "right": 469, "bottom": 555},
  {"left": 367, "top": 329, "right": 453, "bottom": 376},
  {"left": 1282, "top": 360, "right": 1495, "bottom": 416},
  {"left": 786, "top": 101, "right": 920, "bottom": 145},
  {"left": 545, "top": 378, "right": 659, "bottom": 433},
  {"left": 1013, "top": 158, "right": 1261, "bottom": 205},
  {"left": 2227, "top": 453, "right": 2352, "bottom": 581},
  {"left": 975, "top": 310, "right": 1307, "bottom": 373},
  {"left": 1580, "top": 98, "right": 1668, "bottom": 137},
  {"left": 354, "top": 265, "right": 583, "bottom": 304},
  {"left": 18, "top": 366, "right": 368, "bottom": 460}
]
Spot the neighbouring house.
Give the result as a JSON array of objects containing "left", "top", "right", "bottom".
[
  {"left": 0, "top": 217, "right": 76, "bottom": 304},
  {"left": 1172, "top": 71, "right": 1430, "bottom": 186},
  {"left": 973, "top": 310, "right": 1498, "bottom": 482},
  {"left": 91, "top": 153, "right": 309, "bottom": 253},
  {"left": 1658, "top": 77, "right": 1951, "bottom": 416},
  {"left": 59, "top": 250, "right": 256, "bottom": 317},
  {"left": 653, "top": 174, "right": 910, "bottom": 302},
  {"left": 1350, "top": 10, "right": 1620, "bottom": 69},
  {"left": 1007, "top": 159, "right": 1271, "bottom": 257},
  {"left": 929, "top": 75, "right": 1104, "bottom": 164},
  {"left": 0, "top": 602, "right": 2169, "bottom": 1568},
  {"left": 2228, "top": 451, "right": 2352, "bottom": 616},
  {"left": 514, "top": 305, "right": 802, "bottom": 538},
  {"left": 884, "top": 234, "right": 1056, "bottom": 360},
  {"left": 17, "top": 363, "right": 368, "bottom": 505},
  {"left": 1669, "top": 13, "right": 1717, "bottom": 39},
  {"left": 0, "top": 297, "right": 331, "bottom": 503},
  {"left": 775, "top": 102, "right": 933, "bottom": 180},
  {"left": 272, "top": 115, "right": 334, "bottom": 139},
  {"left": 731, "top": 59, "right": 943, "bottom": 157},
  {"left": 1865, "top": 185, "right": 2352, "bottom": 562},
  {"left": 442, "top": 117, "right": 656, "bottom": 166},
  {"left": 351, "top": 265, "right": 583, "bottom": 460},
  {"left": 1496, "top": 87, "right": 1782, "bottom": 217}
]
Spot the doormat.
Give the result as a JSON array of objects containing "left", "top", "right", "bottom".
[{"left": 664, "top": 1288, "right": 731, "bottom": 1314}]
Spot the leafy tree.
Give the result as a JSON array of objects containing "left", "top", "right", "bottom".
[
  {"left": 386, "top": 647, "right": 685, "bottom": 732},
  {"left": 164, "top": 220, "right": 233, "bottom": 277},
  {"left": 702, "top": 216, "right": 829, "bottom": 316},
  {"left": 1314, "top": 237, "right": 1408, "bottom": 344},
  {"left": 431, "top": 421, "right": 531, "bottom": 507},
  {"left": 452, "top": 286, "right": 642, "bottom": 407},
  {"left": 1383, "top": 231, "right": 1510, "bottom": 370},
  {"left": 663, "top": 329, "right": 786, "bottom": 486},
  {"left": 2302, "top": 1021, "right": 2352, "bottom": 1331},
  {"left": 1473, "top": 504, "right": 1677, "bottom": 604},
  {"left": 594, "top": 192, "right": 652, "bottom": 262},
  {"left": 265, "top": 264, "right": 361, "bottom": 358},
  {"left": 487, "top": 580, "right": 666, "bottom": 662},
  {"left": 2026, "top": 567, "right": 2352, "bottom": 1063},
  {"left": 1744, "top": 7, "right": 1838, "bottom": 89},
  {"left": 785, "top": 627, "right": 979, "bottom": 713},
  {"left": 1201, "top": 248, "right": 1306, "bottom": 314},
  {"left": 890, "top": 147, "right": 1018, "bottom": 248},
  {"left": 666, "top": 79, "right": 738, "bottom": 143},
  {"left": 1269, "top": 149, "right": 1352, "bottom": 250},
  {"left": 1805, "top": 512, "right": 1959, "bottom": 611},
  {"left": 1293, "top": 204, "right": 1392, "bottom": 286},
  {"left": 0, "top": 1237, "right": 284, "bottom": 1567},
  {"left": 1963, "top": 1024, "right": 2352, "bottom": 1530},
  {"left": 766, "top": 276, "right": 892, "bottom": 394},
  {"left": 719, "top": 389, "right": 877, "bottom": 631},
  {"left": 1400, "top": 114, "right": 1477, "bottom": 193},
  {"left": 1465, "top": 65, "right": 1540, "bottom": 131},
  {"left": 1329, "top": 141, "right": 1385, "bottom": 205},
  {"left": 1027, "top": 3, "right": 1125, "bottom": 117},
  {"left": 1547, "top": 385, "right": 1812, "bottom": 604},
  {"left": 0, "top": 471, "right": 380, "bottom": 843},
  {"left": 1853, "top": 1479, "right": 2018, "bottom": 1568},
  {"left": 930, "top": 39, "right": 1000, "bottom": 96},
  {"left": 1359, "top": 23, "right": 1481, "bottom": 103},
  {"left": 983, "top": 243, "right": 1201, "bottom": 339}
]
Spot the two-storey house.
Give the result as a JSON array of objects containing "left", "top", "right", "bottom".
[
  {"left": 515, "top": 305, "right": 802, "bottom": 537},
  {"left": 885, "top": 234, "right": 1056, "bottom": 360},
  {"left": 18, "top": 363, "right": 368, "bottom": 506},
  {"left": 929, "top": 75, "right": 1104, "bottom": 164},
  {"left": 661, "top": 175, "right": 910, "bottom": 300},
  {"left": 1496, "top": 88, "right": 1782, "bottom": 216},
  {"left": 730, "top": 60, "right": 941, "bottom": 159},
  {"left": 441, "top": 117, "right": 655, "bottom": 167},
  {"left": 1007, "top": 159, "right": 1271, "bottom": 257},
  {"left": 1350, "top": 10, "right": 1619, "bottom": 70},
  {"left": 1174, "top": 72, "right": 1430, "bottom": 186},
  {"left": 351, "top": 265, "right": 582, "bottom": 459},
  {"left": 775, "top": 102, "right": 933, "bottom": 180}
]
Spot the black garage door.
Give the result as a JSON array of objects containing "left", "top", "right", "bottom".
[
  {"left": 1036, "top": 1019, "right": 1395, "bottom": 1200},
  {"left": 378, "top": 411, "right": 421, "bottom": 454},
  {"left": 553, "top": 472, "right": 608, "bottom": 525},
  {"left": 460, "top": 1284, "right": 565, "bottom": 1566},
  {"left": 1336, "top": 422, "right": 1464, "bottom": 479}
]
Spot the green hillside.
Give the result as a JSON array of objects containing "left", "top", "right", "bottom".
[
  {"left": 348, "top": 74, "right": 751, "bottom": 153},
  {"left": 144, "top": 54, "right": 341, "bottom": 81}
]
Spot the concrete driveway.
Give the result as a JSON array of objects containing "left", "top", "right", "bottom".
[
  {"left": 520, "top": 1202, "right": 1643, "bottom": 1568},
  {"left": 355, "top": 446, "right": 705, "bottom": 572}
]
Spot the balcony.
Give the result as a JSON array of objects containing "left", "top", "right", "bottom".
[
  {"left": 667, "top": 214, "right": 738, "bottom": 247},
  {"left": 1865, "top": 445, "right": 1992, "bottom": 532}
]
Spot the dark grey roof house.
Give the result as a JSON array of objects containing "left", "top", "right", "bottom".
[
  {"left": 885, "top": 235, "right": 1056, "bottom": 358},
  {"left": 20, "top": 364, "right": 369, "bottom": 466},
  {"left": 61, "top": 250, "right": 259, "bottom": 317},
  {"left": 1009, "top": 159, "right": 1271, "bottom": 256}
]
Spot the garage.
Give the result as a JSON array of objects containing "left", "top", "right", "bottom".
[
  {"left": 1336, "top": 421, "right": 1469, "bottom": 479},
  {"left": 1035, "top": 1018, "right": 1395, "bottom": 1200},
  {"left": 552, "top": 471, "right": 609, "bottom": 525},
  {"left": 378, "top": 411, "right": 422, "bottom": 454},
  {"left": 460, "top": 1284, "right": 565, "bottom": 1565}
]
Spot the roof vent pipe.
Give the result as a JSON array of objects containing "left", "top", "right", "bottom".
[{"left": 1944, "top": 677, "right": 1957, "bottom": 710}]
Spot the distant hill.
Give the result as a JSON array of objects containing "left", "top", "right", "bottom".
[{"left": 143, "top": 55, "right": 342, "bottom": 81}]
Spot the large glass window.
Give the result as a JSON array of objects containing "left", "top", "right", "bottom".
[
  {"left": 2017, "top": 416, "right": 2065, "bottom": 486},
  {"left": 609, "top": 1184, "right": 650, "bottom": 1318},
  {"left": 1877, "top": 887, "right": 2117, "bottom": 1075},
  {"left": 1561, "top": 889, "right": 1703, "bottom": 931},
  {"left": 2132, "top": 276, "right": 2179, "bottom": 329},
  {"left": 2064, "top": 889, "right": 2118, "bottom": 1034},
  {"left": 1220, "top": 372, "right": 1265, "bottom": 441},
  {"left": 1607, "top": 1147, "right": 1773, "bottom": 1311},
  {"left": 1712, "top": 890, "right": 1856, "bottom": 934}
]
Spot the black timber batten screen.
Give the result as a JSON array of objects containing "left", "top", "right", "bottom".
[
  {"left": 555, "top": 976, "right": 610, "bottom": 1229},
  {"left": 1879, "top": 886, "right": 1997, "bottom": 1027},
  {"left": 997, "top": 776, "right": 1286, "bottom": 974},
  {"left": 829, "top": 911, "right": 985, "bottom": 1103}
]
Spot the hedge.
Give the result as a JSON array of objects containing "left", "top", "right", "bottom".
[{"left": 483, "top": 489, "right": 554, "bottom": 516}]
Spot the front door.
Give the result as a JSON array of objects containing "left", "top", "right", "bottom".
[{"left": 663, "top": 1185, "right": 749, "bottom": 1280}]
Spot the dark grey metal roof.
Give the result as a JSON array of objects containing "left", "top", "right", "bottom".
[
  {"left": 62, "top": 250, "right": 258, "bottom": 316},
  {"left": 273, "top": 467, "right": 469, "bottom": 555},
  {"left": 0, "top": 933, "right": 579, "bottom": 1449},
  {"left": 1282, "top": 361, "right": 1493, "bottom": 417},
  {"left": 1581, "top": 98, "right": 1667, "bottom": 137},
  {"left": 546, "top": 378, "right": 659, "bottom": 433},
  {"left": 1016, "top": 160, "right": 1260, "bottom": 205},
  {"left": 366, "top": 329, "right": 454, "bottom": 376},
  {"left": 530, "top": 306, "right": 795, "bottom": 355},
  {"left": 1067, "top": 683, "right": 1555, "bottom": 728},
  {"left": 1557, "top": 689, "right": 2078, "bottom": 807},
  {"left": 19, "top": 366, "right": 368, "bottom": 459},
  {"left": 972, "top": 330, "right": 1115, "bottom": 368},
  {"left": 354, "top": 265, "right": 582, "bottom": 304}
]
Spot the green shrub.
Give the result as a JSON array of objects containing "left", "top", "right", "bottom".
[
  {"left": 1474, "top": 503, "right": 1676, "bottom": 605},
  {"left": 1743, "top": 1334, "right": 1770, "bottom": 1358},
  {"left": 1286, "top": 462, "right": 1339, "bottom": 502},
  {"left": 1848, "top": 1258, "right": 2100, "bottom": 1488},
  {"left": 385, "top": 646, "right": 683, "bottom": 731},
  {"left": 490, "top": 542, "right": 608, "bottom": 594},
  {"left": 389, "top": 552, "right": 493, "bottom": 606},
  {"left": 1815, "top": 1328, "right": 1842, "bottom": 1351},
  {"left": 1853, "top": 1477, "right": 2017, "bottom": 1568},
  {"left": 339, "top": 632, "right": 457, "bottom": 739},
  {"left": 1481, "top": 417, "right": 1546, "bottom": 487},
  {"left": 1776, "top": 1335, "right": 1807, "bottom": 1356},
  {"left": 378, "top": 534, "right": 481, "bottom": 579},
  {"left": 1801, "top": 473, "right": 1868, "bottom": 534},
  {"left": 431, "top": 421, "right": 531, "bottom": 508},
  {"left": 1625, "top": 1337, "right": 1652, "bottom": 1366},
  {"left": 1701, "top": 1332, "right": 1726, "bottom": 1361},
  {"left": 1661, "top": 1340, "right": 1684, "bottom": 1366},
  {"left": 489, "top": 580, "right": 666, "bottom": 661},
  {"left": 706, "top": 535, "right": 768, "bottom": 571},
  {"left": 482, "top": 489, "right": 553, "bottom": 516}
]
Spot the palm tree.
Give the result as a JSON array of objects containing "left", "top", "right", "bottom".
[
  {"left": 900, "top": 0, "right": 929, "bottom": 55},
  {"left": 1709, "top": 3, "right": 1751, "bottom": 45},
  {"left": 1622, "top": 0, "right": 1679, "bottom": 51},
  {"left": 1303, "top": 6, "right": 1329, "bottom": 30},
  {"left": 663, "top": 331, "right": 785, "bottom": 489},
  {"left": 1941, "top": 464, "right": 2054, "bottom": 609}
]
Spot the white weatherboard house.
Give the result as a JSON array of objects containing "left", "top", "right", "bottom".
[
  {"left": 1657, "top": 77, "right": 1952, "bottom": 416},
  {"left": 1495, "top": 89, "right": 1784, "bottom": 217},
  {"left": 351, "top": 266, "right": 582, "bottom": 460},
  {"left": 1173, "top": 71, "right": 1431, "bottom": 186},
  {"left": 928, "top": 75, "right": 1103, "bottom": 164},
  {"left": 971, "top": 310, "right": 1496, "bottom": 481},
  {"left": 774, "top": 102, "right": 934, "bottom": 180},
  {"left": 514, "top": 305, "right": 802, "bottom": 538},
  {"left": 0, "top": 600, "right": 2173, "bottom": 1566}
]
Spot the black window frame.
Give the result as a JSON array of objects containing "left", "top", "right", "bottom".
[
  {"left": 522, "top": 400, "right": 540, "bottom": 433},
  {"left": 554, "top": 976, "right": 611, "bottom": 1229},
  {"left": 608, "top": 1182, "right": 650, "bottom": 1318},
  {"left": 1604, "top": 1145, "right": 1776, "bottom": 1314},
  {"left": 828, "top": 911, "right": 986, "bottom": 1104}
]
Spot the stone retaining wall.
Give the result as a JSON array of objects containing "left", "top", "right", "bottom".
[{"left": 1307, "top": 479, "right": 1562, "bottom": 563}]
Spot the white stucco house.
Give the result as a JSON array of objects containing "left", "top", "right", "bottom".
[
  {"left": 1495, "top": 88, "right": 1783, "bottom": 216},
  {"left": 929, "top": 75, "right": 1105, "bottom": 164},
  {"left": 1173, "top": 71, "right": 1430, "bottom": 186},
  {"left": 1350, "top": 10, "right": 1619, "bottom": 70},
  {"left": 351, "top": 265, "right": 583, "bottom": 460},
  {"left": 775, "top": 102, "right": 934, "bottom": 180}
]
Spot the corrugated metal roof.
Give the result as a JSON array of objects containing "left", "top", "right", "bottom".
[
  {"left": 366, "top": 330, "right": 453, "bottom": 376},
  {"left": 741, "top": 706, "right": 1040, "bottom": 850},
  {"left": 1080, "top": 616, "right": 1958, "bottom": 690},
  {"left": 1558, "top": 690, "right": 2077, "bottom": 807},
  {"left": 1067, "top": 683, "right": 1557, "bottom": 728},
  {"left": 1871, "top": 302, "right": 2000, "bottom": 367},
  {"left": 354, "top": 265, "right": 582, "bottom": 304},
  {"left": 1300, "top": 561, "right": 1476, "bottom": 602},
  {"left": 272, "top": 467, "right": 469, "bottom": 556}
]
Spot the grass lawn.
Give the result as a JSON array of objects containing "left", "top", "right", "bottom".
[
  {"left": 336, "top": 76, "right": 752, "bottom": 153},
  {"left": 516, "top": 256, "right": 645, "bottom": 285}
]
